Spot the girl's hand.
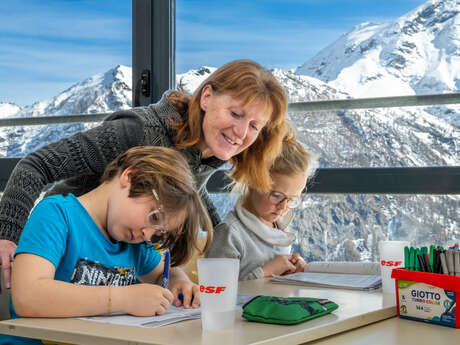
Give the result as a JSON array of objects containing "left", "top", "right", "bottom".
[
  {"left": 170, "top": 279, "right": 200, "bottom": 309},
  {"left": 262, "top": 255, "right": 296, "bottom": 277},
  {"left": 289, "top": 253, "right": 306, "bottom": 273},
  {"left": 120, "top": 284, "right": 174, "bottom": 316}
]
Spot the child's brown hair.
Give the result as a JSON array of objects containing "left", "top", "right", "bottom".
[{"left": 101, "top": 146, "right": 213, "bottom": 266}]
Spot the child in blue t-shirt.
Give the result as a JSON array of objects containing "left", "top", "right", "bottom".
[{"left": 3, "top": 146, "right": 213, "bottom": 344}]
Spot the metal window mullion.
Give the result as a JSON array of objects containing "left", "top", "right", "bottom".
[{"left": 132, "top": 0, "right": 175, "bottom": 106}]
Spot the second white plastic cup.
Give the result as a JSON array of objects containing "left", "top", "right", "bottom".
[
  {"left": 378, "top": 240, "right": 409, "bottom": 294},
  {"left": 197, "top": 258, "right": 239, "bottom": 331}
]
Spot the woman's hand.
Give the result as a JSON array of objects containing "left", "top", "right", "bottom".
[
  {"left": 289, "top": 253, "right": 306, "bottom": 273},
  {"left": 262, "top": 255, "right": 296, "bottom": 277},
  {"left": 0, "top": 240, "right": 17, "bottom": 293},
  {"left": 170, "top": 279, "right": 200, "bottom": 309},
  {"left": 120, "top": 284, "right": 174, "bottom": 317}
]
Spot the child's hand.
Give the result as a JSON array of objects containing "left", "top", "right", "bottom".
[
  {"left": 262, "top": 255, "right": 296, "bottom": 277},
  {"left": 122, "top": 284, "right": 174, "bottom": 316},
  {"left": 124, "top": 284, "right": 173, "bottom": 316},
  {"left": 289, "top": 253, "right": 306, "bottom": 273},
  {"left": 170, "top": 279, "right": 200, "bottom": 309}
]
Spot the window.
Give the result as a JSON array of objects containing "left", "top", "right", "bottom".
[{"left": 0, "top": 0, "right": 132, "bottom": 157}]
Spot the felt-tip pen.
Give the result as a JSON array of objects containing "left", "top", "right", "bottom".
[
  {"left": 446, "top": 249, "right": 454, "bottom": 276},
  {"left": 454, "top": 250, "right": 460, "bottom": 276},
  {"left": 423, "top": 253, "right": 432, "bottom": 273},
  {"left": 417, "top": 254, "right": 426, "bottom": 272},
  {"left": 440, "top": 251, "right": 449, "bottom": 275}
]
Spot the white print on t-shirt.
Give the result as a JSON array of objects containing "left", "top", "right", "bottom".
[{"left": 70, "top": 258, "right": 135, "bottom": 286}]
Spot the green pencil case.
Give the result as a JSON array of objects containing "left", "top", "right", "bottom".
[{"left": 242, "top": 296, "right": 339, "bottom": 325}]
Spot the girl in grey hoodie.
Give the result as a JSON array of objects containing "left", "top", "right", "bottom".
[{"left": 206, "top": 127, "right": 317, "bottom": 280}]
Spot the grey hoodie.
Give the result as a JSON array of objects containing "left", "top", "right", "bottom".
[{"left": 205, "top": 198, "right": 295, "bottom": 281}]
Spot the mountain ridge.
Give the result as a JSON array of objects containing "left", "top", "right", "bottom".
[{"left": 296, "top": 0, "right": 460, "bottom": 126}]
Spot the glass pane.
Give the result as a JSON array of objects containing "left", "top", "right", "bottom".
[
  {"left": 291, "top": 194, "right": 459, "bottom": 262},
  {"left": 211, "top": 193, "right": 459, "bottom": 262},
  {"left": 288, "top": 106, "right": 459, "bottom": 168},
  {"left": 0, "top": 0, "right": 132, "bottom": 157},
  {"left": 177, "top": 0, "right": 430, "bottom": 94}
]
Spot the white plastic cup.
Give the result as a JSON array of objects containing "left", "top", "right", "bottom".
[
  {"left": 378, "top": 240, "right": 409, "bottom": 294},
  {"left": 197, "top": 258, "right": 239, "bottom": 331}
]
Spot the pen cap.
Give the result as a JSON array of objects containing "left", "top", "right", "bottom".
[
  {"left": 415, "top": 248, "right": 421, "bottom": 271},
  {"left": 429, "top": 245, "right": 435, "bottom": 270},
  {"left": 409, "top": 247, "right": 416, "bottom": 271},
  {"left": 404, "top": 246, "right": 410, "bottom": 270}
]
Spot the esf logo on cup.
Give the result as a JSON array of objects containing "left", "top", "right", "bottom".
[
  {"left": 200, "top": 285, "right": 226, "bottom": 294},
  {"left": 380, "top": 260, "right": 403, "bottom": 267}
]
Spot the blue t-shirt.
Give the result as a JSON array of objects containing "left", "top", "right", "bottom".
[{"left": 0, "top": 194, "right": 161, "bottom": 345}]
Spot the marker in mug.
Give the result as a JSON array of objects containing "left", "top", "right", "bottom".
[
  {"left": 440, "top": 251, "right": 449, "bottom": 275},
  {"left": 423, "top": 253, "right": 432, "bottom": 273},
  {"left": 429, "top": 245, "right": 435, "bottom": 272},
  {"left": 454, "top": 251, "right": 460, "bottom": 276}
]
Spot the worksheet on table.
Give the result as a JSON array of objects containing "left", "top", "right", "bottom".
[{"left": 79, "top": 293, "right": 256, "bottom": 328}]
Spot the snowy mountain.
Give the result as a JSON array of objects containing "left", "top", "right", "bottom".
[
  {"left": 17, "top": 64, "right": 132, "bottom": 118},
  {"left": 0, "top": 103, "right": 21, "bottom": 118},
  {"left": 296, "top": 0, "right": 460, "bottom": 126},
  {"left": 0, "top": 65, "right": 132, "bottom": 158},
  {"left": 177, "top": 66, "right": 217, "bottom": 94}
]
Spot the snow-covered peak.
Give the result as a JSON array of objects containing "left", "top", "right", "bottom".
[
  {"left": 270, "top": 68, "right": 349, "bottom": 102},
  {"left": 296, "top": 0, "right": 460, "bottom": 99},
  {"left": 15, "top": 65, "right": 132, "bottom": 119},
  {"left": 0, "top": 102, "right": 21, "bottom": 118},
  {"left": 176, "top": 66, "right": 217, "bottom": 94}
]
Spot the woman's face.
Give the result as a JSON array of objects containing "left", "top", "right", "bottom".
[
  {"left": 199, "top": 85, "right": 271, "bottom": 160},
  {"left": 246, "top": 172, "right": 308, "bottom": 227}
]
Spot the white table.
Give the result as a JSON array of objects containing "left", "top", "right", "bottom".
[{"left": 0, "top": 278, "right": 454, "bottom": 345}]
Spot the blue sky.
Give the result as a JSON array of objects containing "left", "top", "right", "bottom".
[{"left": 0, "top": 0, "right": 426, "bottom": 106}]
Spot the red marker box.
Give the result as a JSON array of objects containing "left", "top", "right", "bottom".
[{"left": 391, "top": 268, "right": 460, "bottom": 328}]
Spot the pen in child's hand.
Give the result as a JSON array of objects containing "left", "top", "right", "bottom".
[{"left": 162, "top": 250, "right": 170, "bottom": 289}]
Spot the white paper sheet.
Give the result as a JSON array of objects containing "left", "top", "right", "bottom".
[
  {"left": 271, "top": 272, "right": 382, "bottom": 290},
  {"left": 78, "top": 293, "right": 257, "bottom": 328}
]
